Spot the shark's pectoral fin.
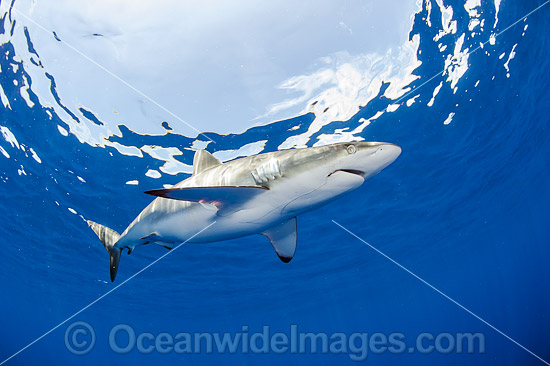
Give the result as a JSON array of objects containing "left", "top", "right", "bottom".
[
  {"left": 262, "top": 217, "right": 297, "bottom": 263},
  {"left": 145, "top": 186, "right": 268, "bottom": 216}
]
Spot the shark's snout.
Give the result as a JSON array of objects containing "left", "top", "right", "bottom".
[
  {"left": 369, "top": 142, "right": 401, "bottom": 173},
  {"left": 374, "top": 143, "right": 401, "bottom": 163},
  {"left": 340, "top": 142, "right": 401, "bottom": 178}
]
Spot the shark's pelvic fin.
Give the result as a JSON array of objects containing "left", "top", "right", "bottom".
[
  {"left": 262, "top": 217, "right": 297, "bottom": 263},
  {"left": 87, "top": 220, "right": 122, "bottom": 282},
  {"left": 145, "top": 186, "right": 268, "bottom": 216},
  {"left": 193, "top": 149, "right": 222, "bottom": 175},
  {"left": 141, "top": 233, "right": 175, "bottom": 250},
  {"left": 140, "top": 232, "right": 162, "bottom": 241}
]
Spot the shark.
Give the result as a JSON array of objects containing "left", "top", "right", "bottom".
[{"left": 88, "top": 141, "right": 401, "bottom": 281}]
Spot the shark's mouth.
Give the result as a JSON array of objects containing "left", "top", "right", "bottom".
[{"left": 329, "top": 169, "right": 365, "bottom": 177}]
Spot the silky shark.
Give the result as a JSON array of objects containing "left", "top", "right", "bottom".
[{"left": 88, "top": 142, "right": 401, "bottom": 281}]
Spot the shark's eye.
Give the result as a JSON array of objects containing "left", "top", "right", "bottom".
[{"left": 346, "top": 145, "right": 357, "bottom": 154}]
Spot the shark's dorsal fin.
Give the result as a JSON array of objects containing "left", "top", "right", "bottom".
[
  {"left": 261, "top": 218, "right": 297, "bottom": 263},
  {"left": 193, "top": 150, "right": 221, "bottom": 175},
  {"left": 145, "top": 186, "right": 268, "bottom": 216}
]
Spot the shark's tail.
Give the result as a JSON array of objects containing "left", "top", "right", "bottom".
[{"left": 87, "top": 220, "right": 122, "bottom": 282}]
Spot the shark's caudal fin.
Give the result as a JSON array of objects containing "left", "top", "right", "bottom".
[{"left": 87, "top": 220, "right": 122, "bottom": 282}]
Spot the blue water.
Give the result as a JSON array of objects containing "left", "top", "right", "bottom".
[{"left": 1, "top": 1, "right": 549, "bottom": 365}]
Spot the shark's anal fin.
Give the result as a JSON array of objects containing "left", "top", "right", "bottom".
[
  {"left": 144, "top": 186, "right": 268, "bottom": 216},
  {"left": 262, "top": 217, "right": 297, "bottom": 263},
  {"left": 193, "top": 150, "right": 222, "bottom": 175}
]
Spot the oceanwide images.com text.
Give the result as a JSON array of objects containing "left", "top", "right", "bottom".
[{"left": 65, "top": 322, "right": 486, "bottom": 361}]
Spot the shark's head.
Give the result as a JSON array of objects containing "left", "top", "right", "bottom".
[
  {"left": 324, "top": 141, "right": 402, "bottom": 179},
  {"left": 270, "top": 141, "right": 401, "bottom": 215}
]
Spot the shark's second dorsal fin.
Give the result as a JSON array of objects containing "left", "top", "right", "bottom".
[{"left": 193, "top": 150, "right": 221, "bottom": 175}]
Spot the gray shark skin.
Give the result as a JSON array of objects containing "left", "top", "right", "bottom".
[{"left": 88, "top": 141, "right": 401, "bottom": 281}]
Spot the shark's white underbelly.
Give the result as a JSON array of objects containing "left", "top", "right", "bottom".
[
  {"left": 149, "top": 192, "right": 293, "bottom": 244},
  {"left": 152, "top": 204, "right": 268, "bottom": 243},
  {"left": 136, "top": 169, "right": 365, "bottom": 245}
]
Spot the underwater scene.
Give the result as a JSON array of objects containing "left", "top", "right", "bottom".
[{"left": 0, "top": 0, "right": 549, "bottom": 364}]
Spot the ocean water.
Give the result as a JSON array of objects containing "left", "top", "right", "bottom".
[{"left": 1, "top": 0, "right": 549, "bottom": 365}]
